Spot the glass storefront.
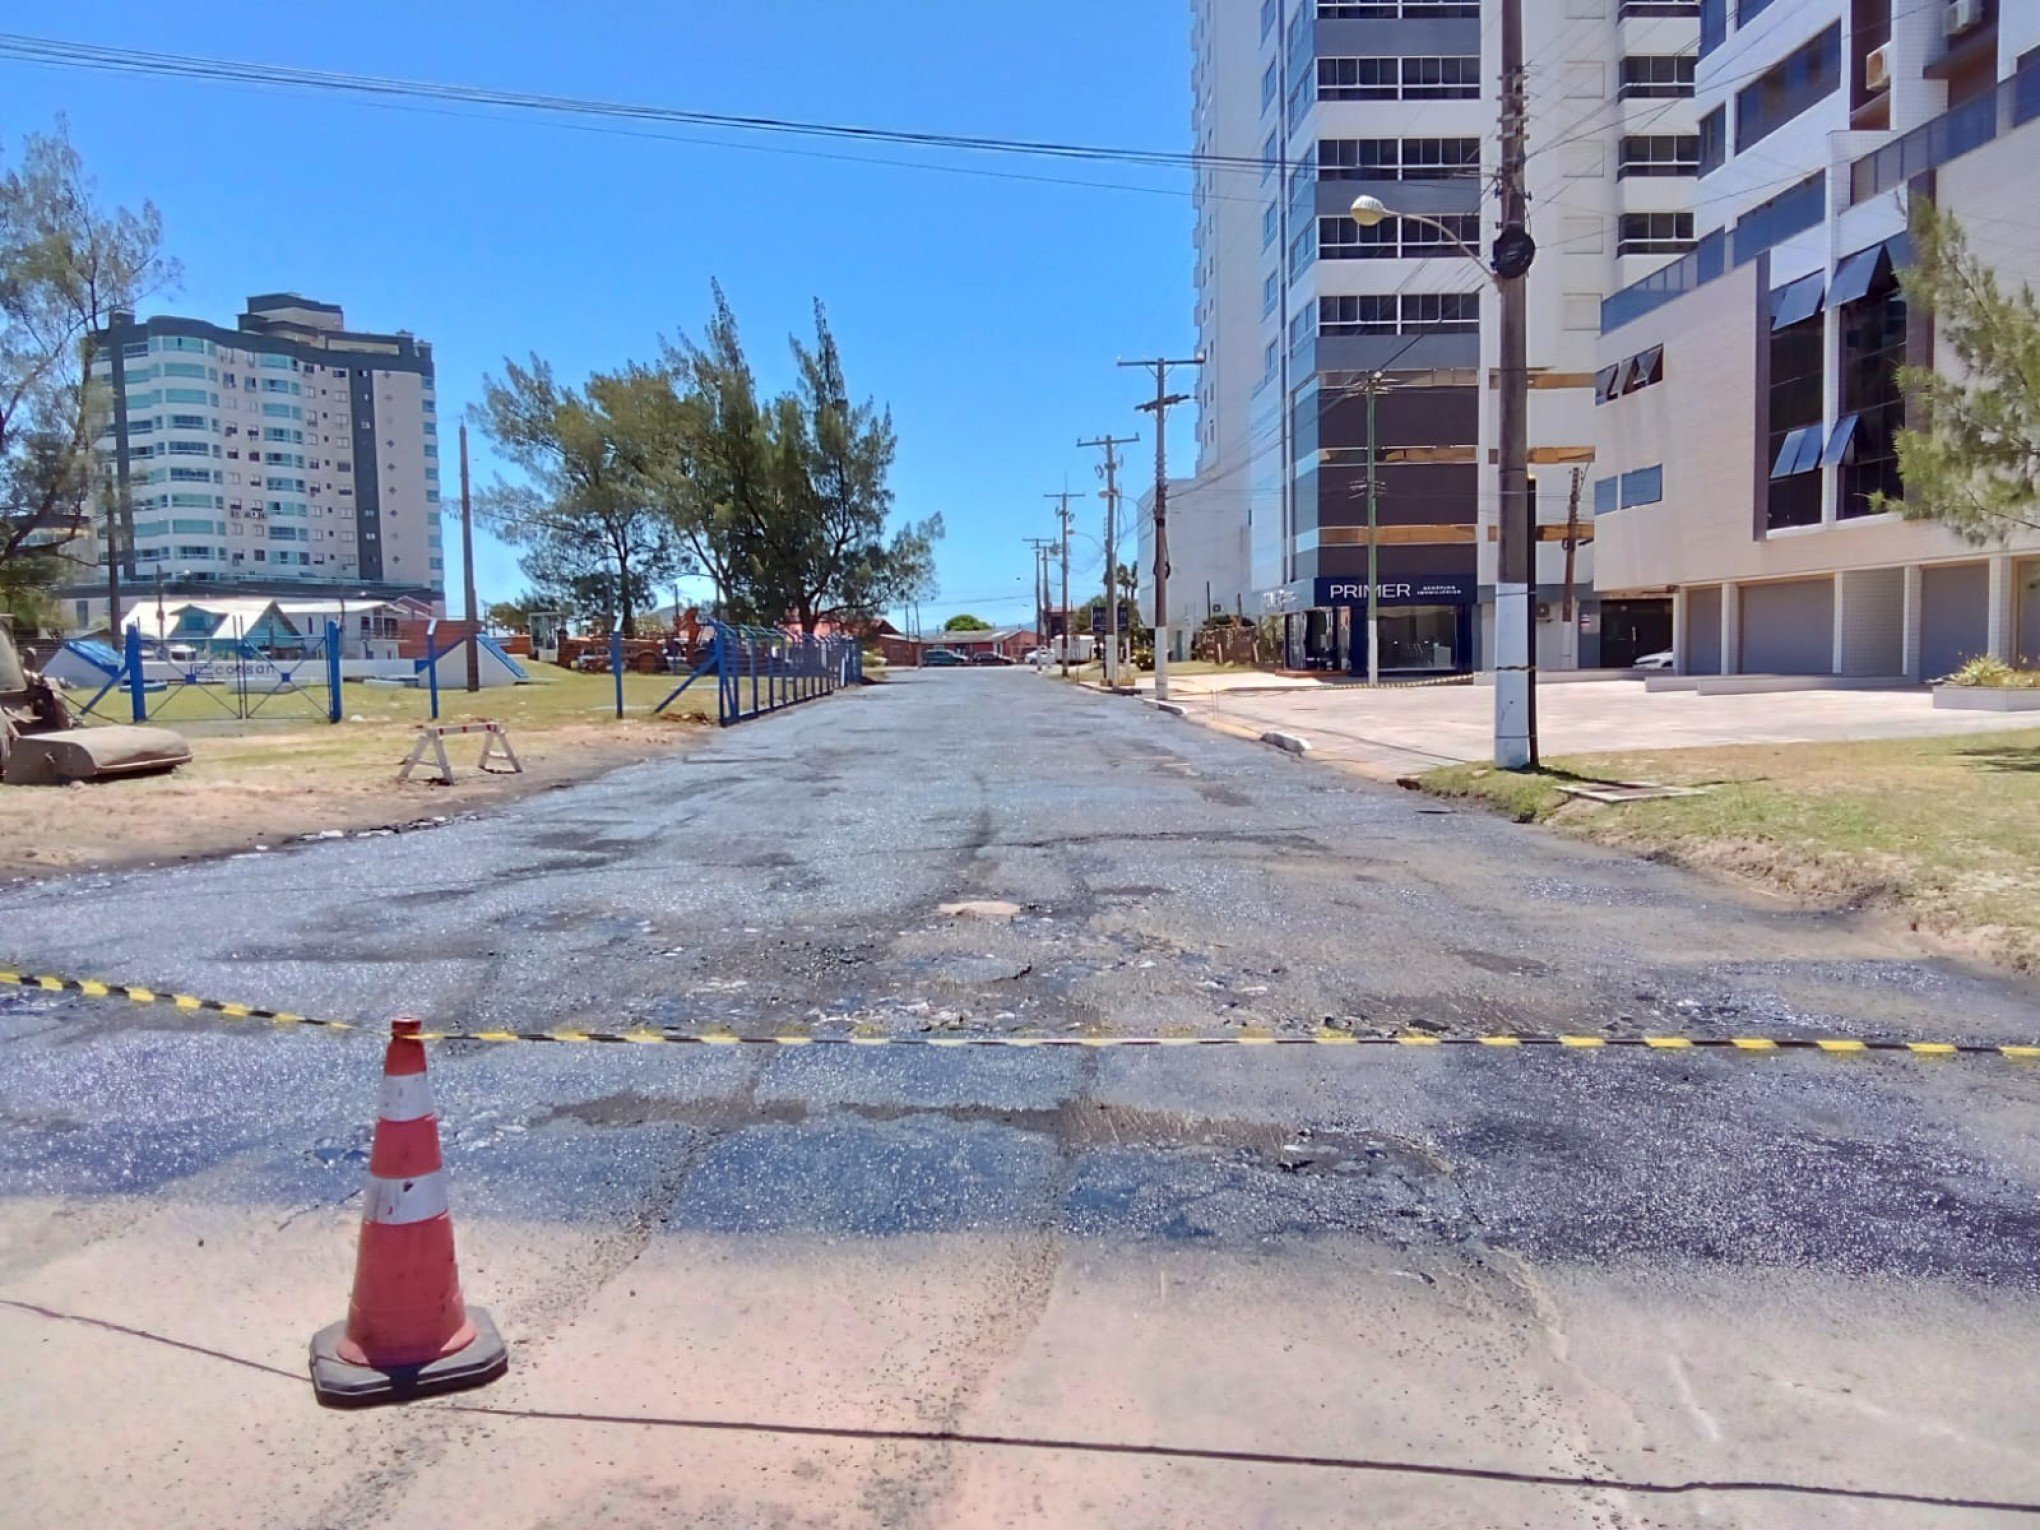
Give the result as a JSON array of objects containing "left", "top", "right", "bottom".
[{"left": 1376, "top": 606, "right": 1458, "bottom": 673}]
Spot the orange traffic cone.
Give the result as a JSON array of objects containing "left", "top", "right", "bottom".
[{"left": 310, "top": 1017, "right": 508, "bottom": 1405}]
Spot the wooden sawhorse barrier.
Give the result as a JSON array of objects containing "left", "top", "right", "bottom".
[{"left": 398, "top": 721, "right": 523, "bottom": 784}]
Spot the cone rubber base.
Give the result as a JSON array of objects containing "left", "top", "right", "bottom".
[{"left": 309, "top": 1307, "right": 508, "bottom": 1407}]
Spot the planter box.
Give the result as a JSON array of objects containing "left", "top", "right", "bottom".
[{"left": 1933, "top": 684, "right": 2040, "bottom": 711}]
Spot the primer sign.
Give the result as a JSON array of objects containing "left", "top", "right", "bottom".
[{"left": 1312, "top": 575, "right": 1474, "bottom": 607}]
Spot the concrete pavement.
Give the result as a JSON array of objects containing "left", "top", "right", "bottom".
[
  {"left": 1154, "top": 673, "right": 2040, "bottom": 779},
  {"left": 3, "top": 669, "right": 2038, "bottom": 1527}
]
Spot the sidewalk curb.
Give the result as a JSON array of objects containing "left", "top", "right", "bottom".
[
  {"left": 1258, "top": 730, "right": 1312, "bottom": 755},
  {"left": 1146, "top": 699, "right": 1188, "bottom": 718}
]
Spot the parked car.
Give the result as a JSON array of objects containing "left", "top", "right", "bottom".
[
  {"left": 1633, "top": 650, "right": 1675, "bottom": 670},
  {"left": 970, "top": 650, "right": 1015, "bottom": 666},
  {"left": 920, "top": 648, "right": 970, "bottom": 667},
  {"left": 1024, "top": 647, "right": 1051, "bottom": 666}
]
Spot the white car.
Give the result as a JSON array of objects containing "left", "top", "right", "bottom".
[
  {"left": 1633, "top": 650, "right": 1675, "bottom": 670},
  {"left": 1024, "top": 647, "right": 1051, "bottom": 666}
]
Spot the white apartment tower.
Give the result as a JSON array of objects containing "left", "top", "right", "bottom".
[
  {"left": 1186, "top": 0, "right": 1700, "bottom": 672},
  {"left": 75, "top": 294, "right": 445, "bottom": 619}
]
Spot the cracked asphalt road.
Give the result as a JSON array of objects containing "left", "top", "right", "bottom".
[{"left": 3, "top": 668, "right": 2038, "bottom": 1528}]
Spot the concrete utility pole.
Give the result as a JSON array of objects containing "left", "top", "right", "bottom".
[
  {"left": 1119, "top": 356, "right": 1203, "bottom": 702},
  {"left": 1078, "top": 432, "right": 1138, "bottom": 688},
  {"left": 1045, "top": 491, "right": 1084, "bottom": 678},
  {"left": 1492, "top": 0, "right": 1539, "bottom": 768},
  {"left": 460, "top": 423, "right": 480, "bottom": 692}
]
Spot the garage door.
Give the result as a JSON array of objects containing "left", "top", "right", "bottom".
[
  {"left": 1685, "top": 586, "right": 1722, "bottom": 675},
  {"left": 1920, "top": 562, "right": 1989, "bottom": 680},
  {"left": 1740, "top": 578, "right": 1834, "bottom": 675}
]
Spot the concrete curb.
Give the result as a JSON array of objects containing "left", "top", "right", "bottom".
[
  {"left": 1146, "top": 699, "right": 1188, "bottom": 718},
  {"left": 1258, "top": 730, "right": 1312, "bottom": 755}
]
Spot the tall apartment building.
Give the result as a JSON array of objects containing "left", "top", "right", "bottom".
[
  {"left": 68, "top": 293, "right": 445, "bottom": 626},
  {"left": 1182, "top": 0, "right": 1700, "bottom": 673},
  {"left": 1593, "top": 0, "right": 2040, "bottom": 678}
]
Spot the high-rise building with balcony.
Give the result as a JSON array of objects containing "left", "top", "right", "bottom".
[
  {"left": 68, "top": 293, "right": 445, "bottom": 624},
  {"left": 1183, "top": 0, "right": 1700, "bottom": 672}
]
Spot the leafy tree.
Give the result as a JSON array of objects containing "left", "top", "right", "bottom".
[
  {"left": 1882, "top": 201, "right": 2040, "bottom": 539},
  {"left": 471, "top": 358, "right": 683, "bottom": 634},
  {"left": 1, "top": 122, "right": 177, "bottom": 627},
  {"left": 943, "top": 613, "right": 991, "bottom": 631},
  {"left": 660, "top": 289, "right": 941, "bottom": 631}
]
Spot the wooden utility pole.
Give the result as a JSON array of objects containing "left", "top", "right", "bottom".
[
  {"left": 1045, "top": 491, "right": 1084, "bottom": 677},
  {"left": 1560, "top": 465, "right": 1585, "bottom": 671},
  {"left": 1022, "top": 536, "right": 1056, "bottom": 655},
  {"left": 460, "top": 423, "right": 480, "bottom": 691},
  {"left": 1078, "top": 432, "right": 1139, "bottom": 687},
  {"left": 1119, "top": 356, "right": 1203, "bottom": 702}
]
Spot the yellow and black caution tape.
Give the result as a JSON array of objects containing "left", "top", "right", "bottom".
[{"left": 6, "top": 967, "right": 2039, "bottom": 1060}]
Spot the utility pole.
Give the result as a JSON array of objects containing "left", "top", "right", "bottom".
[
  {"left": 1022, "top": 537, "right": 1056, "bottom": 656},
  {"left": 1119, "top": 356, "right": 1203, "bottom": 702},
  {"left": 1078, "top": 432, "right": 1138, "bottom": 687},
  {"left": 1492, "top": 0, "right": 1540, "bottom": 768},
  {"left": 460, "top": 423, "right": 480, "bottom": 692},
  {"left": 1355, "top": 373, "right": 1401, "bottom": 686},
  {"left": 1045, "top": 491, "right": 1084, "bottom": 678},
  {"left": 1560, "top": 465, "right": 1584, "bottom": 671}
]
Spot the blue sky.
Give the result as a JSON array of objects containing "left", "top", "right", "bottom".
[{"left": 3, "top": 1, "right": 1202, "bottom": 629}]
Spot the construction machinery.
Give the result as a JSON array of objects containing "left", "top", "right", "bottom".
[{"left": 0, "top": 624, "right": 192, "bottom": 785}]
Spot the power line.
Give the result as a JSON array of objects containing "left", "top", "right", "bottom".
[{"left": 0, "top": 32, "right": 1289, "bottom": 179}]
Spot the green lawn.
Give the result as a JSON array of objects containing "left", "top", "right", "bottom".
[{"left": 1421, "top": 730, "right": 2040, "bottom": 973}]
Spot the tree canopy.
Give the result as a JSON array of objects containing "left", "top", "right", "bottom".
[
  {"left": 1883, "top": 201, "right": 2040, "bottom": 541},
  {"left": 0, "top": 122, "right": 177, "bottom": 628},
  {"left": 943, "top": 613, "right": 992, "bottom": 631},
  {"left": 476, "top": 285, "right": 939, "bottom": 635}
]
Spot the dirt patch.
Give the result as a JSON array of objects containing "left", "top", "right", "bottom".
[{"left": 0, "top": 717, "right": 706, "bottom": 881}]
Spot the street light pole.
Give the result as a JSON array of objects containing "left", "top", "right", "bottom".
[{"left": 1347, "top": 24, "right": 1538, "bottom": 763}]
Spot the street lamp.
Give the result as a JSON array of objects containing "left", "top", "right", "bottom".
[{"left": 1347, "top": 192, "right": 1538, "bottom": 768}]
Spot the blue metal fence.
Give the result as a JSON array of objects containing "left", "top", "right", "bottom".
[
  {"left": 74, "top": 623, "right": 343, "bottom": 725},
  {"left": 655, "top": 622, "right": 863, "bottom": 726}
]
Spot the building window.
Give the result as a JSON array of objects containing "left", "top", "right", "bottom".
[
  {"left": 1261, "top": 129, "right": 1281, "bottom": 184},
  {"left": 1319, "top": 213, "right": 1478, "bottom": 259},
  {"left": 1618, "top": 212, "right": 1695, "bottom": 255},
  {"left": 1833, "top": 246, "right": 1906, "bottom": 520},
  {"left": 1619, "top": 465, "right": 1665, "bottom": 506},
  {"left": 1263, "top": 270, "right": 1282, "bottom": 316},
  {"left": 1262, "top": 60, "right": 1280, "bottom": 112},
  {"left": 1318, "top": 2, "right": 1481, "bottom": 14},
  {"left": 1732, "top": 172, "right": 1825, "bottom": 267},
  {"left": 1767, "top": 305, "right": 1825, "bottom": 531},
  {"left": 1262, "top": 0, "right": 1279, "bottom": 38},
  {"left": 1618, "top": 55, "right": 1696, "bottom": 100},
  {"left": 1400, "top": 292, "right": 1478, "bottom": 333},
  {"left": 1618, "top": 135, "right": 1700, "bottom": 177},
  {"left": 1736, "top": 0, "right": 1775, "bottom": 20},
  {"left": 1319, "top": 295, "right": 1399, "bottom": 335},
  {"left": 1318, "top": 56, "right": 1478, "bottom": 101},
  {"left": 1697, "top": 106, "right": 1727, "bottom": 175},
  {"left": 1317, "top": 138, "right": 1479, "bottom": 180},
  {"left": 1736, "top": 24, "right": 1841, "bottom": 153},
  {"left": 1619, "top": 0, "right": 1699, "bottom": 13},
  {"left": 1699, "top": 0, "right": 1726, "bottom": 54},
  {"left": 1400, "top": 57, "right": 1481, "bottom": 99}
]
